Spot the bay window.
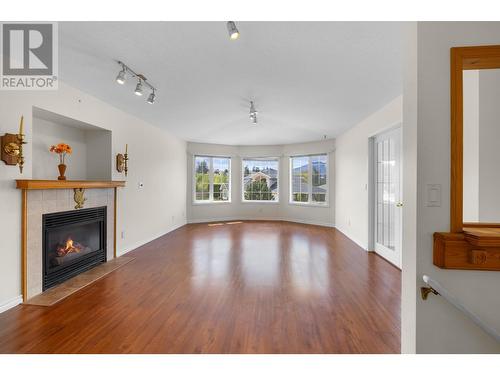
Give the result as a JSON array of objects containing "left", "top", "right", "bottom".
[
  {"left": 242, "top": 158, "right": 279, "bottom": 202},
  {"left": 194, "top": 155, "right": 231, "bottom": 203},
  {"left": 290, "top": 154, "right": 328, "bottom": 205}
]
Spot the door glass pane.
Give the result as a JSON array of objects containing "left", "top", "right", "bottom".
[{"left": 376, "top": 138, "right": 396, "bottom": 251}]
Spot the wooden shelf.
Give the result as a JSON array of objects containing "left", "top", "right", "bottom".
[
  {"left": 434, "top": 230, "right": 500, "bottom": 271},
  {"left": 16, "top": 180, "right": 126, "bottom": 190}
]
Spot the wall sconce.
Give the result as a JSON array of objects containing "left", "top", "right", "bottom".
[
  {"left": 116, "top": 144, "right": 129, "bottom": 177},
  {"left": 1, "top": 116, "right": 27, "bottom": 173}
]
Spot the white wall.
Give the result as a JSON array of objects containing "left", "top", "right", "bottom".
[
  {"left": 32, "top": 115, "right": 113, "bottom": 181},
  {"left": 334, "top": 96, "right": 403, "bottom": 250},
  {"left": 186, "top": 140, "right": 335, "bottom": 227},
  {"left": 86, "top": 129, "right": 113, "bottom": 180},
  {"left": 0, "top": 82, "right": 187, "bottom": 311},
  {"left": 415, "top": 22, "right": 500, "bottom": 353}
]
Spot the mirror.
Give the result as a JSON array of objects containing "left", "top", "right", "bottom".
[
  {"left": 463, "top": 69, "right": 500, "bottom": 223},
  {"left": 433, "top": 46, "right": 500, "bottom": 271},
  {"left": 448, "top": 45, "right": 500, "bottom": 232}
]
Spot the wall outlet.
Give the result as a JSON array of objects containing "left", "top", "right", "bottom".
[{"left": 121, "top": 231, "right": 125, "bottom": 239}]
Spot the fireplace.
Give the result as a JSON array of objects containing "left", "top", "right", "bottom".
[{"left": 43, "top": 206, "right": 107, "bottom": 290}]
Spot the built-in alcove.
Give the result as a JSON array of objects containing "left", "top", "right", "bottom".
[{"left": 32, "top": 107, "right": 112, "bottom": 180}]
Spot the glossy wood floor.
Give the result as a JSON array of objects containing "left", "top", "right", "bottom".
[{"left": 0, "top": 221, "right": 401, "bottom": 353}]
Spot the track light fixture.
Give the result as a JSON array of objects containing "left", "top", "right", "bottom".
[
  {"left": 249, "top": 101, "right": 258, "bottom": 124},
  {"left": 116, "top": 67, "right": 126, "bottom": 85},
  {"left": 147, "top": 90, "right": 156, "bottom": 104},
  {"left": 134, "top": 79, "right": 143, "bottom": 96},
  {"left": 227, "top": 21, "right": 239, "bottom": 40},
  {"left": 115, "top": 61, "right": 157, "bottom": 104}
]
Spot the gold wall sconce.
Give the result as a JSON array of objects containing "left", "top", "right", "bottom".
[
  {"left": 1, "top": 115, "right": 27, "bottom": 173},
  {"left": 116, "top": 144, "right": 129, "bottom": 177}
]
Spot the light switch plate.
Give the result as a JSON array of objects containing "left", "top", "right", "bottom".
[{"left": 426, "top": 184, "right": 442, "bottom": 207}]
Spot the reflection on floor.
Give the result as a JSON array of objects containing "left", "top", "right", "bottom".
[{"left": 0, "top": 221, "right": 401, "bottom": 353}]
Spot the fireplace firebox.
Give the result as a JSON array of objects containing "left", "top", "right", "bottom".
[{"left": 43, "top": 206, "right": 107, "bottom": 290}]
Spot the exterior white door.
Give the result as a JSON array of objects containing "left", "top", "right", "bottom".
[{"left": 373, "top": 127, "right": 402, "bottom": 268}]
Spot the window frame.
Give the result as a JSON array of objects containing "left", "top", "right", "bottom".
[
  {"left": 289, "top": 153, "right": 329, "bottom": 207},
  {"left": 193, "top": 155, "right": 232, "bottom": 205},
  {"left": 241, "top": 157, "right": 280, "bottom": 204}
]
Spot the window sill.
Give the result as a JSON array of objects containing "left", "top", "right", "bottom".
[
  {"left": 288, "top": 201, "right": 330, "bottom": 208},
  {"left": 241, "top": 200, "right": 280, "bottom": 204},
  {"left": 192, "top": 200, "right": 232, "bottom": 206}
]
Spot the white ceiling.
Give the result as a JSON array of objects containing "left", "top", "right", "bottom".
[{"left": 59, "top": 22, "right": 403, "bottom": 145}]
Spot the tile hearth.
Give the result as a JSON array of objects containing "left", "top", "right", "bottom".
[{"left": 24, "top": 257, "right": 134, "bottom": 306}]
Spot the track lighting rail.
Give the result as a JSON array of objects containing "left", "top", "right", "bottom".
[
  {"left": 117, "top": 61, "right": 157, "bottom": 91},
  {"left": 116, "top": 61, "right": 157, "bottom": 104}
]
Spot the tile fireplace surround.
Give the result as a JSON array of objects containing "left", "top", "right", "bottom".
[
  {"left": 26, "top": 188, "right": 113, "bottom": 299},
  {"left": 16, "top": 180, "right": 125, "bottom": 301}
]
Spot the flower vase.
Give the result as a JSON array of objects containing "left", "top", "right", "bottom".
[{"left": 58, "top": 164, "right": 67, "bottom": 180}]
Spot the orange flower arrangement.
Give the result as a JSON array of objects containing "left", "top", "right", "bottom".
[{"left": 49, "top": 143, "right": 72, "bottom": 164}]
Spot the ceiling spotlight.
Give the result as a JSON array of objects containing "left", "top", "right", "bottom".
[
  {"left": 134, "top": 80, "right": 143, "bottom": 96},
  {"left": 227, "top": 21, "right": 239, "bottom": 40},
  {"left": 147, "top": 90, "right": 156, "bottom": 104},
  {"left": 116, "top": 67, "right": 126, "bottom": 85}
]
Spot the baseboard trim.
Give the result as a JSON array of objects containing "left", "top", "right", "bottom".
[
  {"left": 117, "top": 221, "right": 187, "bottom": 256},
  {"left": 188, "top": 217, "right": 334, "bottom": 228},
  {"left": 0, "top": 295, "right": 23, "bottom": 314},
  {"left": 188, "top": 216, "right": 277, "bottom": 224},
  {"left": 285, "top": 217, "right": 335, "bottom": 228},
  {"left": 335, "top": 226, "right": 369, "bottom": 251}
]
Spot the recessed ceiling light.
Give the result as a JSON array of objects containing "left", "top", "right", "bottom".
[{"left": 227, "top": 21, "right": 239, "bottom": 40}]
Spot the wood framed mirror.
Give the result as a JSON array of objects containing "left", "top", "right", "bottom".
[{"left": 434, "top": 45, "right": 500, "bottom": 271}]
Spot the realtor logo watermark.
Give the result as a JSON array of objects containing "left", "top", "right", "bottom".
[{"left": 1, "top": 22, "right": 58, "bottom": 90}]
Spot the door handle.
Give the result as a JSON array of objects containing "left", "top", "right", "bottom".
[{"left": 396, "top": 202, "right": 403, "bottom": 207}]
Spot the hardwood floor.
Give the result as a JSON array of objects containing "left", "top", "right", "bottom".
[{"left": 0, "top": 221, "right": 401, "bottom": 354}]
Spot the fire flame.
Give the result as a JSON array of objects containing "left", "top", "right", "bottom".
[{"left": 56, "top": 237, "right": 82, "bottom": 257}]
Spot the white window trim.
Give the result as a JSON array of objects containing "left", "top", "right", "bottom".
[
  {"left": 193, "top": 155, "right": 232, "bottom": 204},
  {"left": 289, "top": 154, "right": 329, "bottom": 207},
  {"left": 241, "top": 157, "right": 280, "bottom": 203}
]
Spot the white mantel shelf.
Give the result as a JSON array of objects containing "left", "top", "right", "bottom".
[{"left": 16, "top": 180, "right": 126, "bottom": 190}]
